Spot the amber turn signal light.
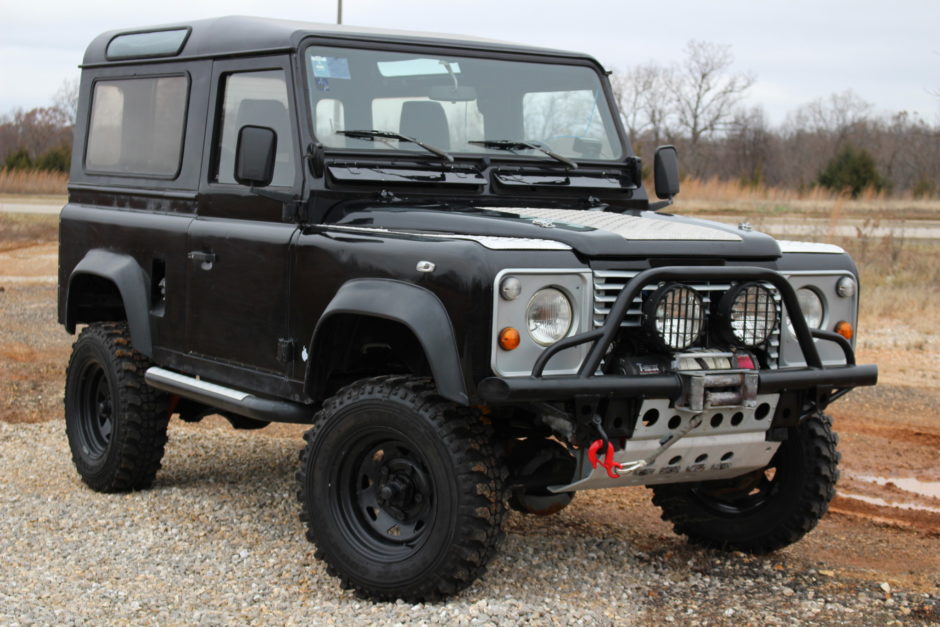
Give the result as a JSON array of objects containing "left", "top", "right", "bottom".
[
  {"left": 498, "top": 327, "right": 521, "bottom": 350},
  {"left": 834, "top": 320, "right": 853, "bottom": 340}
]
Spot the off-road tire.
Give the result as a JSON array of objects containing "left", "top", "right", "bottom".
[
  {"left": 65, "top": 322, "right": 170, "bottom": 492},
  {"left": 297, "top": 375, "right": 509, "bottom": 602},
  {"left": 651, "top": 413, "right": 839, "bottom": 553}
]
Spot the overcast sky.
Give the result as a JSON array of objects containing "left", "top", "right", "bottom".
[{"left": 2, "top": 0, "right": 937, "bottom": 125}]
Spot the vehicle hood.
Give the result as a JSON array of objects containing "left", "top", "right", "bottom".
[{"left": 330, "top": 206, "right": 782, "bottom": 259}]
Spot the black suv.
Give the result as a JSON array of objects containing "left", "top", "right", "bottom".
[{"left": 59, "top": 16, "right": 877, "bottom": 601}]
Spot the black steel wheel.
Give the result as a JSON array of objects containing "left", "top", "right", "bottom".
[
  {"left": 336, "top": 433, "right": 435, "bottom": 558},
  {"left": 65, "top": 322, "right": 170, "bottom": 492},
  {"left": 298, "top": 376, "right": 508, "bottom": 602},
  {"left": 652, "top": 413, "right": 840, "bottom": 553}
]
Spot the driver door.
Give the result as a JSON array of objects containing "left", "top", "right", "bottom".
[{"left": 186, "top": 56, "right": 301, "bottom": 379}]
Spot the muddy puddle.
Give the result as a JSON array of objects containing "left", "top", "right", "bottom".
[{"left": 841, "top": 473, "right": 940, "bottom": 514}]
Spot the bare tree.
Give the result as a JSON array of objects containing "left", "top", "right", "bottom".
[
  {"left": 52, "top": 77, "right": 80, "bottom": 125},
  {"left": 610, "top": 63, "right": 673, "bottom": 146},
  {"left": 669, "top": 40, "right": 754, "bottom": 174},
  {"left": 723, "top": 105, "right": 773, "bottom": 185},
  {"left": 787, "top": 89, "right": 872, "bottom": 141}
]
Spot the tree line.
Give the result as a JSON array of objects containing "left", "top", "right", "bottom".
[
  {"left": 2, "top": 61, "right": 938, "bottom": 197},
  {"left": 0, "top": 79, "right": 77, "bottom": 174},
  {"left": 612, "top": 40, "right": 940, "bottom": 198}
]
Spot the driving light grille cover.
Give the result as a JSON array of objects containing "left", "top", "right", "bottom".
[
  {"left": 722, "top": 283, "right": 779, "bottom": 347},
  {"left": 644, "top": 284, "right": 704, "bottom": 349}
]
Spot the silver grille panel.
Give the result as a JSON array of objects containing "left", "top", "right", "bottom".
[{"left": 593, "top": 269, "right": 781, "bottom": 368}]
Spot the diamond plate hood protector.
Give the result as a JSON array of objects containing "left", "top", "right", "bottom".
[
  {"left": 333, "top": 206, "right": 783, "bottom": 259},
  {"left": 496, "top": 208, "right": 741, "bottom": 241}
]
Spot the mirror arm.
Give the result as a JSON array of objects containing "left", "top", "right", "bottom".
[
  {"left": 648, "top": 197, "right": 673, "bottom": 211},
  {"left": 249, "top": 187, "right": 294, "bottom": 203},
  {"left": 247, "top": 186, "right": 305, "bottom": 222}
]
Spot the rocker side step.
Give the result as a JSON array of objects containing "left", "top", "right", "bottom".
[{"left": 144, "top": 367, "right": 313, "bottom": 424}]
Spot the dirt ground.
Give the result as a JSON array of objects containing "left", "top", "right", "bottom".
[{"left": 1, "top": 234, "right": 938, "bottom": 604}]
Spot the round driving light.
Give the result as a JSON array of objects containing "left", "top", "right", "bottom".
[
  {"left": 526, "top": 288, "right": 573, "bottom": 346},
  {"left": 836, "top": 276, "right": 857, "bottom": 298},
  {"left": 719, "top": 283, "right": 779, "bottom": 347},
  {"left": 500, "top": 276, "right": 522, "bottom": 301},
  {"left": 643, "top": 284, "right": 704, "bottom": 350}
]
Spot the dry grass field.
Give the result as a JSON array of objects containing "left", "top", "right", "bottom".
[
  {"left": 0, "top": 169, "right": 68, "bottom": 195},
  {"left": 675, "top": 177, "right": 940, "bottom": 220}
]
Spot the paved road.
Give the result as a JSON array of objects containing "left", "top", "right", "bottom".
[
  {"left": 711, "top": 216, "right": 940, "bottom": 240},
  {"left": 0, "top": 201, "right": 62, "bottom": 215}
]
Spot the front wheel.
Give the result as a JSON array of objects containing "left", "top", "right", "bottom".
[
  {"left": 652, "top": 413, "right": 839, "bottom": 553},
  {"left": 298, "top": 376, "right": 508, "bottom": 602},
  {"left": 64, "top": 322, "right": 169, "bottom": 492}
]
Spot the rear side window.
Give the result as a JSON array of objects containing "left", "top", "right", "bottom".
[{"left": 85, "top": 76, "right": 188, "bottom": 176}]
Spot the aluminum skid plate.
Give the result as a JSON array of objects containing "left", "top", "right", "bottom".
[{"left": 550, "top": 394, "right": 781, "bottom": 492}]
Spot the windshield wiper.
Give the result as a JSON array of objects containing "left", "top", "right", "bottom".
[
  {"left": 336, "top": 129, "right": 454, "bottom": 163},
  {"left": 468, "top": 139, "right": 578, "bottom": 170}
]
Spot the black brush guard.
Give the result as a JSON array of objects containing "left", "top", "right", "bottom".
[{"left": 478, "top": 266, "right": 878, "bottom": 404}]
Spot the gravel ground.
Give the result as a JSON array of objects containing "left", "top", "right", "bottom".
[{"left": 2, "top": 420, "right": 936, "bottom": 626}]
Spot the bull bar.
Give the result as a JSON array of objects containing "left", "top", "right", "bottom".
[{"left": 478, "top": 266, "right": 878, "bottom": 403}]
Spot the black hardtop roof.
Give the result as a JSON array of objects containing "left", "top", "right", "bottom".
[{"left": 83, "top": 15, "right": 596, "bottom": 66}]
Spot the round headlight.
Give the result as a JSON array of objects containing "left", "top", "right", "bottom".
[
  {"left": 526, "top": 288, "right": 573, "bottom": 346},
  {"left": 720, "top": 283, "right": 779, "bottom": 347},
  {"left": 787, "top": 287, "right": 825, "bottom": 333},
  {"left": 644, "top": 284, "right": 704, "bottom": 350},
  {"left": 836, "top": 276, "right": 857, "bottom": 298}
]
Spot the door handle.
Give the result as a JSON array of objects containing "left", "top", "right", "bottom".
[{"left": 187, "top": 250, "right": 217, "bottom": 269}]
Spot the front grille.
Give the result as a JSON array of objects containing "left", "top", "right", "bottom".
[{"left": 593, "top": 269, "right": 781, "bottom": 368}]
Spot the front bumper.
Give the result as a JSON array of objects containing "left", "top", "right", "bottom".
[
  {"left": 478, "top": 265, "right": 878, "bottom": 404},
  {"left": 478, "top": 363, "right": 878, "bottom": 403}
]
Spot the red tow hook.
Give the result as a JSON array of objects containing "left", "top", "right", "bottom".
[{"left": 588, "top": 439, "right": 623, "bottom": 479}]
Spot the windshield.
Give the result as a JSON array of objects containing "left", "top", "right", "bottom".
[{"left": 305, "top": 45, "right": 624, "bottom": 162}]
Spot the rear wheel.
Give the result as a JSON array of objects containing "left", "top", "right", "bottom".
[
  {"left": 652, "top": 413, "right": 839, "bottom": 553},
  {"left": 65, "top": 322, "right": 169, "bottom": 492},
  {"left": 298, "top": 376, "right": 508, "bottom": 602}
]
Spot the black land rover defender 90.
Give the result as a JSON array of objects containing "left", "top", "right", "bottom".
[{"left": 60, "top": 16, "right": 877, "bottom": 601}]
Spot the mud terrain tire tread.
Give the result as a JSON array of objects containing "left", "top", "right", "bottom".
[
  {"left": 297, "top": 375, "right": 509, "bottom": 602},
  {"left": 65, "top": 322, "right": 170, "bottom": 492},
  {"left": 652, "top": 413, "right": 839, "bottom": 553}
]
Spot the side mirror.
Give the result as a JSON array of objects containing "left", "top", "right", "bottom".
[
  {"left": 234, "top": 125, "right": 277, "bottom": 187},
  {"left": 653, "top": 145, "right": 680, "bottom": 200}
]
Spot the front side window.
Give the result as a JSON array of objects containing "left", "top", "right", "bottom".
[
  {"left": 305, "top": 46, "right": 623, "bottom": 161},
  {"left": 85, "top": 76, "right": 187, "bottom": 176},
  {"left": 214, "top": 70, "right": 296, "bottom": 187}
]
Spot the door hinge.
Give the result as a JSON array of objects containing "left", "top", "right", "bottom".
[{"left": 276, "top": 338, "right": 295, "bottom": 363}]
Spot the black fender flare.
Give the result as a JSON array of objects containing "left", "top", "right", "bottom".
[
  {"left": 66, "top": 249, "right": 153, "bottom": 356},
  {"left": 306, "top": 279, "right": 468, "bottom": 405}
]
